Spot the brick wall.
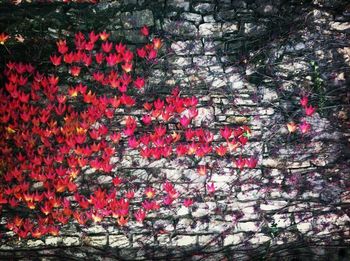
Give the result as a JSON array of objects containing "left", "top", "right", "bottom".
[{"left": 0, "top": 0, "right": 349, "bottom": 260}]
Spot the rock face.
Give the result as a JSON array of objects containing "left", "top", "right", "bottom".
[{"left": 0, "top": 0, "right": 349, "bottom": 260}]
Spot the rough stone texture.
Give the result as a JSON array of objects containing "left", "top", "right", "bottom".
[
  {"left": 0, "top": 0, "right": 350, "bottom": 260},
  {"left": 163, "top": 19, "right": 198, "bottom": 37},
  {"left": 199, "top": 23, "right": 222, "bottom": 37},
  {"left": 121, "top": 9, "right": 154, "bottom": 29}
]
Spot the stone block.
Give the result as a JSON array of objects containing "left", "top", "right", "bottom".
[
  {"left": 45, "top": 236, "right": 62, "bottom": 246},
  {"left": 124, "top": 30, "right": 148, "bottom": 43},
  {"left": 193, "top": 3, "right": 215, "bottom": 14},
  {"left": 109, "top": 235, "right": 130, "bottom": 247},
  {"left": 208, "top": 220, "right": 231, "bottom": 232},
  {"left": 203, "top": 15, "right": 216, "bottom": 23},
  {"left": 199, "top": 23, "right": 222, "bottom": 37},
  {"left": 121, "top": 10, "right": 154, "bottom": 29},
  {"left": 330, "top": 22, "right": 350, "bottom": 31},
  {"left": 237, "top": 221, "right": 258, "bottom": 232},
  {"left": 203, "top": 39, "right": 224, "bottom": 55},
  {"left": 63, "top": 237, "right": 80, "bottom": 246},
  {"left": 171, "top": 40, "right": 203, "bottom": 55},
  {"left": 163, "top": 19, "right": 198, "bottom": 36},
  {"left": 216, "top": 10, "right": 236, "bottom": 21},
  {"left": 168, "top": 0, "right": 190, "bottom": 11},
  {"left": 198, "top": 235, "right": 217, "bottom": 245},
  {"left": 244, "top": 22, "right": 267, "bottom": 36},
  {"left": 180, "top": 12, "right": 202, "bottom": 25},
  {"left": 172, "top": 235, "right": 197, "bottom": 246},
  {"left": 223, "top": 233, "right": 245, "bottom": 246},
  {"left": 87, "top": 235, "right": 107, "bottom": 246},
  {"left": 222, "top": 22, "right": 238, "bottom": 33},
  {"left": 27, "top": 240, "right": 45, "bottom": 247}
]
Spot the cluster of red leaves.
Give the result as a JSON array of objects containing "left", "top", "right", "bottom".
[
  {"left": 287, "top": 96, "right": 316, "bottom": 134},
  {"left": 0, "top": 33, "right": 9, "bottom": 45},
  {"left": 0, "top": 27, "right": 256, "bottom": 240}
]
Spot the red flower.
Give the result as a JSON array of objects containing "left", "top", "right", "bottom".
[
  {"left": 145, "top": 187, "right": 156, "bottom": 198},
  {"left": 140, "top": 147, "right": 151, "bottom": 159},
  {"left": 234, "top": 156, "right": 246, "bottom": 170},
  {"left": 187, "top": 142, "right": 198, "bottom": 155},
  {"left": 128, "top": 136, "right": 139, "bottom": 148},
  {"left": 81, "top": 53, "right": 92, "bottom": 66},
  {"left": 69, "top": 66, "right": 81, "bottom": 77},
  {"left": 122, "top": 62, "right": 133, "bottom": 73},
  {"left": 179, "top": 115, "right": 191, "bottom": 128},
  {"left": 68, "top": 87, "right": 79, "bottom": 97},
  {"left": 137, "top": 47, "right": 147, "bottom": 58},
  {"left": 246, "top": 157, "right": 258, "bottom": 168},
  {"left": 93, "top": 71, "right": 104, "bottom": 82},
  {"left": 142, "top": 200, "right": 154, "bottom": 211},
  {"left": 148, "top": 49, "right": 157, "bottom": 60},
  {"left": 18, "top": 91, "right": 30, "bottom": 103},
  {"left": 0, "top": 32, "right": 9, "bottom": 44},
  {"left": 126, "top": 190, "right": 135, "bottom": 199},
  {"left": 95, "top": 52, "right": 104, "bottom": 64},
  {"left": 40, "top": 202, "right": 52, "bottom": 216},
  {"left": 0, "top": 194, "right": 8, "bottom": 204},
  {"left": 287, "top": 122, "right": 298, "bottom": 133},
  {"left": 121, "top": 94, "right": 135, "bottom": 107},
  {"left": 154, "top": 125, "right": 166, "bottom": 137},
  {"left": 115, "top": 42, "right": 126, "bottom": 54},
  {"left": 300, "top": 96, "right": 308, "bottom": 107},
  {"left": 304, "top": 105, "right": 316, "bottom": 116},
  {"left": 112, "top": 176, "right": 123, "bottom": 186},
  {"left": 110, "top": 132, "right": 121, "bottom": 143},
  {"left": 89, "top": 31, "right": 99, "bottom": 42},
  {"left": 299, "top": 121, "right": 311, "bottom": 134},
  {"left": 163, "top": 181, "right": 177, "bottom": 197},
  {"left": 216, "top": 145, "right": 227, "bottom": 156},
  {"left": 83, "top": 90, "right": 96, "bottom": 103},
  {"left": 91, "top": 212, "right": 103, "bottom": 223},
  {"left": 110, "top": 96, "right": 121, "bottom": 108},
  {"left": 140, "top": 25, "right": 149, "bottom": 36},
  {"left": 117, "top": 216, "right": 128, "bottom": 226},
  {"left": 123, "top": 50, "right": 134, "bottom": 63},
  {"left": 206, "top": 182, "right": 216, "bottom": 194},
  {"left": 56, "top": 40, "right": 68, "bottom": 54},
  {"left": 220, "top": 126, "right": 232, "bottom": 140},
  {"left": 106, "top": 53, "right": 122, "bottom": 66},
  {"left": 99, "top": 31, "right": 110, "bottom": 41},
  {"left": 101, "top": 41, "right": 113, "bottom": 53},
  {"left": 143, "top": 102, "right": 153, "bottom": 111},
  {"left": 163, "top": 195, "right": 174, "bottom": 205},
  {"left": 176, "top": 144, "right": 187, "bottom": 156},
  {"left": 63, "top": 52, "right": 75, "bottom": 64},
  {"left": 50, "top": 55, "right": 61, "bottom": 66},
  {"left": 142, "top": 114, "right": 152, "bottom": 125},
  {"left": 73, "top": 211, "right": 88, "bottom": 225},
  {"left": 153, "top": 38, "right": 162, "bottom": 49},
  {"left": 183, "top": 198, "right": 194, "bottom": 207},
  {"left": 239, "top": 136, "right": 248, "bottom": 146},
  {"left": 134, "top": 209, "right": 146, "bottom": 223},
  {"left": 154, "top": 98, "right": 164, "bottom": 110},
  {"left": 134, "top": 77, "right": 145, "bottom": 89}
]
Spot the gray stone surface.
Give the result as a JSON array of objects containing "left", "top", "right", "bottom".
[
  {"left": 121, "top": 10, "right": 154, "bottom": 29},
  {"left": 199, "top": 23, "right": 222, "bottom": 37},
  {"left": 163, "top": 19, "right": 198, "bottom": 36}
]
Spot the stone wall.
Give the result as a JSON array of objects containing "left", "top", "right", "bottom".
[{"left": 0, "top": 0, "right": 349, "bottom": 260}]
